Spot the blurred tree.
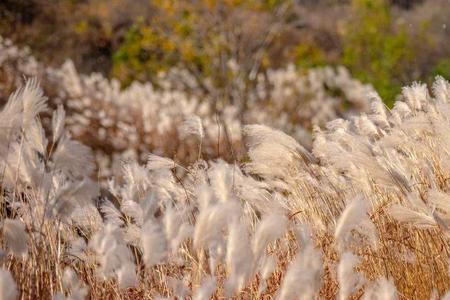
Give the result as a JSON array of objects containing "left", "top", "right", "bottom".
[
  {"left": 0, "top": 0, "right": 38, "bottom": 24},
  {"left": 433, "top": 59, "right": 450, "bottom": 80},
  {"left": 112, "top": 0, "right": 299, "bottom": 113},
  {"left": 341, "top": 0, "right": 415, "bottom": 105},
  {"left": 0, "top": 0, "right": 153, "bottom": 74},
  {"left": 391, "top": 0, "right": 423, "bottom": 9}
]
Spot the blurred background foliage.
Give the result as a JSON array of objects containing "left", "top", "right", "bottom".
[{"left": 0, "top": 0, "right": 449, "bottom": 106}]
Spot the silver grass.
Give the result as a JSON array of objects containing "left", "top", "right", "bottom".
[
  {"left": 432, "top": 76, "right": 450, "bottom": 104},
  {"left": 391, "top": 101, "right": 411, "bottom": 120},
  {"left": 354, "top": 114, "right": 379, "bottom": 138},
  {"left": 385, "top": 164, "right": 412, "bottom": 194},
  {"left": 26, "top": 118, "right": 47, "bottom": 155},
  {"left": 208, "top": 160, "right": 235, "bottom": 203},
  {"left": 52, "top": 104, "right": 66, "bottom": 143},
  {"left": 335, "top": 196, "right": 378, "bottom": 252},
  {"left": 277, "top": 225, "right": 323, "bottom": 300},
  {"left": 49, "top": 178, "right": 98, "bottom": 219},
  {"left": 245, "top": 143, "right": 299, "bottom": 180},
  {"left": 52, "top": 293, "right": 66, "bottom": 300},
  {"left": 20, "top": 78, "right": 48, "bottom": 129},
  {"left": 116, "top": 262, "right": 138, "bottom": 289},
  {"left": 167, "top": 276, "right": 189, "bottom": 299},
  {"left": 89, "top": 224, "right": 134, "bottom": 280},
  {"left": 325, "top": 118, "right": 350, "bottom": 132},
  {"left": 121, "top": 200, "right": 144, "bottom": 225},
  {"left": 368, "top": 92, "right": 390, "bottom": 129},
  {"left": 139, "top": 193, "right": 162, "bottom": 222},
  {"left": 1, "top": 44, "right": 449, "bottom": 300},
  {"left": 260, "top": 255, "right": 276, "bottom": 280},
  {"left": 406, "top": 192, "right": 430, "bottom": 214},
  {"left": 17, "top": 142, "right": 43, "bottom": 187},
  {"left": 154, "top": 296, "right": 171, "bottom": 300},
  {"left": 362, "top": 278, "right": 397, "bottom": 300},
  {"left": 61, "top": 267, "right": 79, "bottom": 290},
  {"left": 193, "top": 276, "right": 216, "bottom": 300},
  {"left": 147, "top": 154, "right": 176, "bottom": 171},
  {"left": 431, "top": 289, "right": 440, "bottom": 300},
  {"left": 100, "top": 200, "right": 124, "bottom": 227},
  {"left": 60, "top": 267, "right": 88, "bottom": 300},
  {"left": 101, "top": 243, "right": 134, "bottom": 280},
  {"left": 442, "top": 291, "right": 450, "bottom": 300},
  {"left": 428, "top": 189, "right": 450, "bottom": 219},
  {"left": 338, "top": 252, "right": 366, "bottom": 300},
  {"left": 180, "top": 115, "right": 204, "bottom": 139},
  {"left": 388, "top": 204, "right": 436, "bottom": 229},
  {"left": 52, "top": 135, "right": 95, "bottom": 177},
  {"left": 193, "top": 201, "right": 240, "bottom": 249},
  {"left": 234, "top": 172, "right": 277, "bottom": 215},
  {"left": 252, "top": 213, "right": 287, "bottom": 260},
  {"left": 141, "top": 220, "right": 167, "bottom": 267},
  {"left": 3, "top": 218, "right": 28, "bottom": 257},
  {"left": 0, "top": 82, "right": 23, "bottom": 133},
  {"left": 402, "top": 82, "right": 429, "bottom": 112},
  {"left": 208, "top": 240, "right": 226, "bottom": 272},
  {"left": 0, "top": 269, "right": 18, "bottom": 300},
  {"left": 243, "top": 124, "right": 316, "bottom": 163},
  {"left": 120, "top": 161, "right": 151, "bottom": 199},
  {"left": 67, "top": 237, "right": 87, "bottom": 262},
  {"left": 70, "top": 204, "right": 103, "bottom": 230},
  {"left": 163, "top": 207, "right": 193, "bottom": 253},
  {"left": 225, "top": 220, "right": 254, "bottom": 297},
  {"left": 124, "top": 223, "right": 141, "bottom": 246},
  {"left": 257, "top": 255, "right": 277, "bottom": 295}
]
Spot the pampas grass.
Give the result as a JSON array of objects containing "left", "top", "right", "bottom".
[
  {"left": 0, "top": 269, "right": 18, "bottom": 300},
  {"left": 1, "top": 58, "right": 450, "bottom": 299}
]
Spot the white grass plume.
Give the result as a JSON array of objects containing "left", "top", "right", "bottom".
[
  {"left": 147, "top": 154, "right": 176, "bottom": 171},
  {"left": 428, "top": 189, "right": 450, "bottom": 218},
  {"left": 388, "top": 204, "right": 436, "bottom": 229},
  {"left": 20, "top": 78, "right": 48, "bottom": 129},
  {"left": 26, "top": 118, "right": 47, "bottom": 155},
  {"left": 243, "top": 124, "right": 316, "bottom": 163},
  {"left": 207, "top": 160, "right": 235, "bottom": 203},
  {"left": 100, "top": 200, "right": 124, "bottom": 227},
  {"left": 277, "top": 225, "right": 323, "bottom": 300},
  {"left": 141, "top": 220, "right": 167, "bottom": 267},
  {"left": 0, "top": 269, "right": 18, "bottom": 300},
  {"left": 432, "top": 76, "right": 450, "bottom": 103},
  {"left": 52, "top": 104, "right": 66, "bottom": 143},
  {"left": 0, "top": 81, "right": 23, "bottom": 132},
  {"left": 167, "top": 276, "right": 189, "bottom": 299},
  {"left": 193, "top": 276, "right": 216, "bottom": 300},
  {"left": 442, "top": 291, "right": 450, "bottom": 300},
  {"left": 60, "top": 267, "right": 89, "bottom": 300},
  {"left": 180, "top": 115, "right": 204, "bottom": 139},
  {"left": 338, "top": 252, "right": 366, "bottom": 300},
  {"left": 335, "top": 195, "right": 377, "bottom": 252},
  {"left": 252, "top": 213, "right": 287, "bottom": 260},
  {"left": 363, "top": 278, "right": 397, "bottom": 300},
  {"left": 402, "top": 82, "right": 429, "bottom": 112},
  {"left": 89, "top": 224, "right": 134, "bottom": 282},
  {"left": 193, "top": 201, "right": 240, "bottom": 249},
  {"left": 117, "top": 262, "right": 138, "bottom": 290},
  {"left": 163, "top": 207, "right": 193, "bottom": 253},
  {"left": 52, "top": 134, "right": 95, "bottom": 177},
  {"left": 121, "top": 200, "right": 144, "bottom": 226},
  {"left": 257, "top": 255, "right": 277, "bottom": 295},
  {"left": 225, "top": 220, "right": 254, "bottom": 297},
  {"left": 3, "top": 219, "right": 28, "bottom": 257}
]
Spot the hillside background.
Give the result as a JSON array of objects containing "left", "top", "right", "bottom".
[{"left": 1, "top": 0, "right": 449, "bottom": 106}]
